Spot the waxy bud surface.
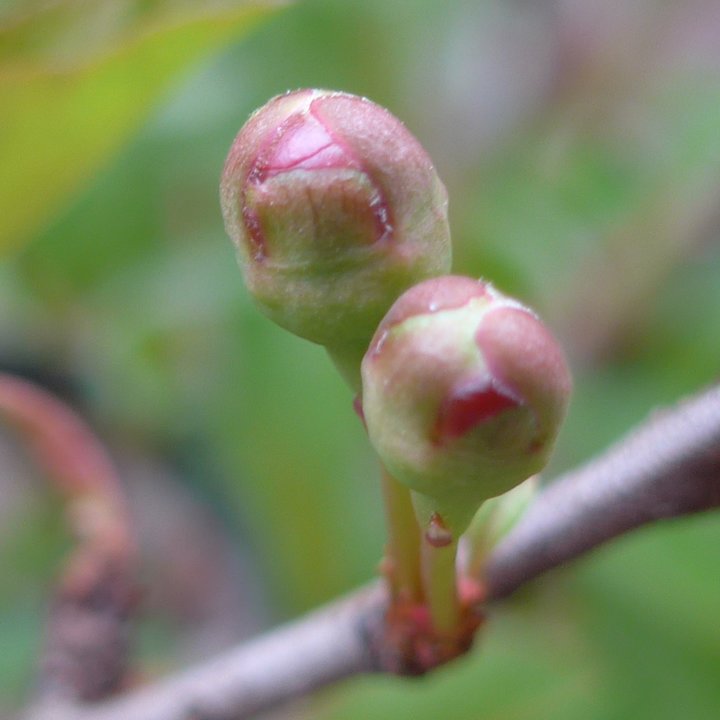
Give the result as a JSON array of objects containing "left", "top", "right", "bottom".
[
  {"left": 361, "top": 276, "right": 572, "bottom": 534},
  {"left": 221, "top": 89, "right": 451, "bottom": 351}
]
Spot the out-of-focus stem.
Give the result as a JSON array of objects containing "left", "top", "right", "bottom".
[
  {"left": 0, "top": 373, "right": 132, "bottom": 559},
  {"left": 380, "top": 466, "right": 423, "bottom": 603},
  {"left": 0, "top": 373, "right": 136, "bottom": 701}
]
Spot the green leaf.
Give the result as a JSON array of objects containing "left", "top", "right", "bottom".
[{"left": 0, "top": 0, "right": 288, "bottom": 253}]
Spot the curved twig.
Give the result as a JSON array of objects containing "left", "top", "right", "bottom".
[
  {"left": 484, "top": 382, "right": 720, "bottom": 597},
  {"left": 0, "top": 374, "right": 137, "bottom": 702}
]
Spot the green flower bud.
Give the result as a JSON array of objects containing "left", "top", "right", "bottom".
[
  {"left": 361, "top": 276, "right": 572, "bottom": 535},
  {"left": 220, "top": 89, "right": 451, "bottom": 358}
]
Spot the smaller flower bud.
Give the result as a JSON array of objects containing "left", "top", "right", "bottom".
[
  {"left": 220, "top": 89, "right": 451, "bottom": 358},
  {"left": 361, "top": 276, "right": 572, "bottom": 535}
]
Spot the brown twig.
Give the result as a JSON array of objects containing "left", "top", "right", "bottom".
[
  {"left": 484, "top": 381, "right": 720, "bottom": 598},
  {"left": 23, "top": 584, "right": 387, "bottom": 720},
  {"left": 19, "top": 383, "right": 720, "bottom": 720},
  {"left": 0, "top": 374, "right": 137, "bottom": 702}
]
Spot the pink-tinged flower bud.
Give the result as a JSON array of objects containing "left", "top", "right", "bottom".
[
  {"left": 361, "top": 276, "right": 572, "bottom": 535},
  {"left": 220, "top": 89, "right": 451, "bottom": 354}
]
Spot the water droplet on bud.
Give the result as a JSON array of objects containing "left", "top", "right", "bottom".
[{"left": 425, "top": 513, "right": 453, "bottom": 547}]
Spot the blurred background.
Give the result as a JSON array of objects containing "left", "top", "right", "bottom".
[{"left": 1, "top": 0, "right": 719, "bottom": 717}]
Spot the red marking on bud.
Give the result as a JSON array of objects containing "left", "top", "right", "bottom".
[
  {"left": 241, "top": 205, "right": 267, "bottom": 262},
  {"left": 240, "top": 98, "right": 395, "bottom": 263},
  {"left": 263, "top": 114, "right": 355, "bottom": 177},
  {"left": 309, "top": 97, "right": 394, "bottom": 245},
  {"left": 366, "top": 328, "right": 389, "bottom": 359},
  {"left": 425, "top": 513, "right": 453, "bottom": 547},
  {"left": 527, "top": 436, "right": 544, "bottom": 454},
  {"left": 433, "top": 379, "right": 521, "bottom": 444},
  {"left": 352, "top": 395, "right": 366, "bottom": 427}
]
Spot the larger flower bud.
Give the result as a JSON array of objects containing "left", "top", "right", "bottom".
[
  {"left": 221, "top": 90, "right": 451, "bottom": 357},
  {"left": 361, "top": 276, "right": 572, "bottom": 535}
]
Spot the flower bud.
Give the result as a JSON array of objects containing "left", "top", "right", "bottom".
[
  {"left": 361, "top": 276, "right": 571, "bottom": 535},
  {"left": 220, "top": 89, "right": 451, "bottom": 353}
]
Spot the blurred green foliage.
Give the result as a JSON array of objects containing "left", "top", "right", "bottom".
[
  {"left": 0, "top": 0, "right": 284, "bottom": 251},
  {"left": 1, "top": 0, "right": 719, "bottom": 718}
]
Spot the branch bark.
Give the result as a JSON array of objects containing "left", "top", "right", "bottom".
[
  {"left": 484, "top": 381, "right": 720, "bottom": 598},
  {"left": 21, "top": 383, "right": 720, "bottom": 720}
]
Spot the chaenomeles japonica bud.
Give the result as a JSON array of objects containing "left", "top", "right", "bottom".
[
  {"left": 220, "top": 89, "right": 451, "bottom": 387},
  {"left": 361, "top": 276, "right": 572, "bottom": 537}
]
